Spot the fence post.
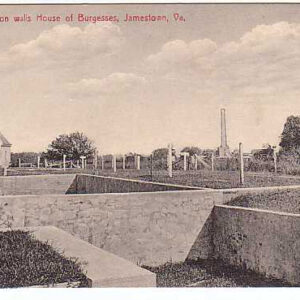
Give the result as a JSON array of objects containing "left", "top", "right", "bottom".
[
  {"left": 273, "top": 150, "right": 277, "bottom": 173},
  {"left": 94, "top": 151, "right": 98, "bottom": 169},
  {"left": 63, "top": 154, "right": 66, "bottom": 171},
  {"left": 150, "top": 154, "right": 153, "bottom": 180},
  {"left": 101, "top": 156, "right": 104, "bottom": 170},
  {"left": 123, "top": 155, "right": 126, "bottom": 170},
  {"left": 112, "top": 155, "right": 117, "bottom": 172},
  {"left": 37, "top": 156, "right": 40, "bottom": 169},
  {"left": 168, "top": 144, "right": 173, "bottom": 178},
  {"left": 211, "top": 152, "right": 215, "bottom": 171},
  {"left": 80, "top": 156, "right": 85, "bottom": 169},
  {"left": 194, "top": 155, "right": 198, "bottom": 170},
  {"left": 18, "top": 158, "right": 21, "bottom": 168},
  {"left": 136, "top": 155, "right": 140, "bottom": 170},
  {"left": 183, "top": 153, "right": 187, "bottom": 171},
  {"left": 239, "top": 143, "right": 244, "bottom": 185}
]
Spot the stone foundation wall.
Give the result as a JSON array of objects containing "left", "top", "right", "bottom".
[
  {"left": 0, "top": 190, "right": 223, "bottom": 266},
  {"left": 0, "top": 174, "right": 202, "bottom": 196},
  {"left": 0, "top": 174, "right": 76, "bottom": 195},
  {"left": 71, "top": 174, "right": 202, "bottom": 194},
  {"left": 212, "top": 205, "right": 300, "bottom": 284}
]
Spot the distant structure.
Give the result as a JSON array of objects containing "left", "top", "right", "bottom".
[
  {"left": 217, "top": 108, "right": 231, "bottom": 158},
  {"left": 251, "top": 145, "right": 274, "bottom": 161},
  {"left": 0, "top": 131, "right": 11, "bottom": 168}
]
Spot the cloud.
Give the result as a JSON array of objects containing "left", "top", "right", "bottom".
[
  {"left": 147, "top": 39, "right": 217, "bottom": 75},
  {"left": 0, "top": 23, "right": 123, "bottom": 71},
  {"left": 146, "top": 22, "right": 300, "bottom": 103},
  {"left": 4, "top": 21, "right": 300, "bottom": 153},
  {"left": 68, "top": 72, "right": 147, "bottom": 97}
]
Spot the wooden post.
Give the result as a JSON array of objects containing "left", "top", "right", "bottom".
[
  {"left": 211, "top": 152, "right": 215, "bottom": 171},
  {"left": 183, "top": 153, "right": 187, "bottom": 171},
  {"left": 273, "top": 150, "right": 277, "bottom": 173},
  {"left": 37, "top": 156, "right": 40, "bottom": 169},
  {"left": 101, "top": 156, "right": 104, "bottom": 170},
  {"left": 150, "top": 154, "right": 153, "bottom": 180},
  {"left": 194, "top": 155, "right": 198, "bottom": 170},
  {"left": 123, "top": 155, "right": 126, "bottom": 170},
  {"left": 136, "top": 155, "right": 140, "bottom": 170},
  {"left": 18, "top": 158, "right": 21, "bottom": 168},
  {"left": 239, "top": 143, "right": 244, "bottom": 185},
  {"left": 94, "top": 151, "right": 98, "bottom": 169},
  {"left": 80, "top": 156, "right": 85, "bottom": 169},
  {"left": 112, "top": 155, "right": 117, "bottom": 172},
  {"left": 63, "top": 155, "right": 66, "bottom": 171},
  {"left": 168, "top": 144, "right": 173, "bottom": 178}
]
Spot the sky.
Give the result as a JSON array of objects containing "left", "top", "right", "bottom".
[{"left": 0, "top": 4, "right": 300, "bottom": 154}]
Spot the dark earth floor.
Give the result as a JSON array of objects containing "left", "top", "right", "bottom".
[
  {"left": 93, "top": 169, "right": 300, "bottom": 189},
  {"left": 143, "top": 259, "right": 296, "bottom": 287},
  {"left": 9, "top": 168, "right": 300, "bottom": 189},
  {"left": 228, "top": 189, "right": 300, "bottom": 214},
  {"left": 137, "top": 171, "right": 300, "bottom": 189}
]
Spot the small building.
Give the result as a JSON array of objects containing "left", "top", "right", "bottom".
[{"left": 0, "top": 132, "right": 12, "bottom": 168}]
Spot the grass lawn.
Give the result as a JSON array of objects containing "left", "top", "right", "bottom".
[
  {"left": 143, "top": 259, "right": 295, "bottom": 287},
  {"left": 227, "top": 189, "right": 300, "bottom": 214},
  {"left": 0, "top": 230, "right": 88, "bottom": 288}
]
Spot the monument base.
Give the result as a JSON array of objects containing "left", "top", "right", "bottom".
[{"left": 217, "top": 146, "right": 231, "bottom": 158}]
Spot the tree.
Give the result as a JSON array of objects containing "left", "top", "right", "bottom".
[
  {"left": 152, "top": 148, "right": 168, "bottom": 159},
  {"left": 152, "top": 148, "right": 168, "bottom": 169},
  {"left": 279, "top": 116, "right": 300, "bottom": 156},
  {"left": 181, "top": 146, "right": 202, "bottom": 157},
  {"left": 45, "top": 132, "right": 96, "bottom": 161}
]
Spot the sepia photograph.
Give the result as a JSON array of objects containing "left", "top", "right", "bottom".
[{"left": 0, "top": 2, "right": 300, "bottom": 293}]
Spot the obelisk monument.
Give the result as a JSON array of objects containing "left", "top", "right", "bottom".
[{"left": 218, "top": 108, "right": 231, "bottom": 157}]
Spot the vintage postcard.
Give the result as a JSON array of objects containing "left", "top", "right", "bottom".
[{"left": 0, "top": 2, "right": 300, "bottom": 298}]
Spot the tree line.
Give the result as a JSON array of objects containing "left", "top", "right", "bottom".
[{"left": 11, "top": 115, "right": 300, "bottom": 167}]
